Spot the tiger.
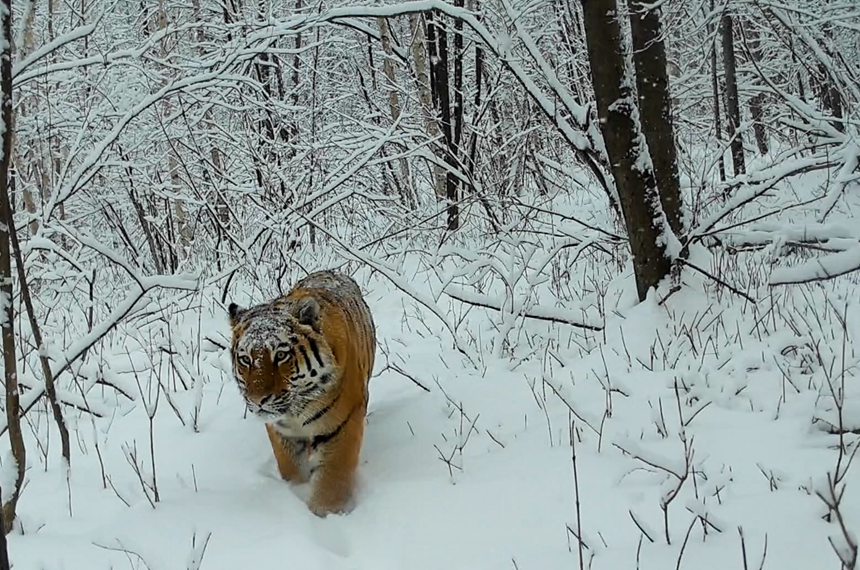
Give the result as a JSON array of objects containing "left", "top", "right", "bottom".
[{"left": 227, "top": 270, "right": 376, "bottom": 517}]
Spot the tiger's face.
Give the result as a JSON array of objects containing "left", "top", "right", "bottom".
[{"left": 227, "top": 297, "right": 338, "bottom": 421}]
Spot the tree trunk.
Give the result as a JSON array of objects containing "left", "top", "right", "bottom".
[
  {"left": 452, "top": 0, "right": 465, "bottom": 155},
  {"left": 377, "top": 17, "right": 415, "bottom": 207},
  {"left": 0, "top": 496, "right": 8, "bottom": 567},
  {"left": 156, "top": 1, "right": 192, "bottom": 258},
  {"left": 13, "top": 1, "right": 40, "bottom": 235},
  {"left": 425, "top": 11, "right": 459, "bottom": 231},
  {"left": 709, "top": 0, "right": 726, "bottom": 182},
  {"left": 7, "top": 172, "right": 71, "bottom": 465},
  {"left": 0, "top": 0, "right": 26, "bottom": 533},
  {"left": 744, "top": 20, "right": 769, "bottom": 156},
  {"left": 721, "top": 9, "right": 746, "bottom": 176},
  {"left": 466, "top": 0, "right": 483, "bottom": 181},
  {"left": 191, "top": 0, "right": 231, "bottom": 229},
  {"left": 581, "top": 0, "right": 675, "bottom": 301},
  {"left": 628, "top": 1, "right": 684, "bottom": 235},
  {"left": 287, "top": 0, "right": 302, "bottom": 154},
  {"left": 408, "top": 14, "right": 446, "bottom": 202},
  {"left": 813, "top": 65, "right": 844, "bottom": 132}
]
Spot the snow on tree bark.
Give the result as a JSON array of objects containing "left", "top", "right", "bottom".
[
  {"left": 721, "top": 8, "right": 746, "bottom": 176},
  {"left": 0, "top": 0, "right": 26, "bottom": 534},
  {"left": 744, "top": 20, "right": 769, "bottom": 156},
  {"left": 425, "top": 10, "right": 459, "bottom": 231},
  {"left": 581, "top": 0, "right": 677, "bottom": 301},
  {"left": 628, "top": 0, "right": 684, "bottom": 235},
  {"left": 408, "top": 13, "right": 447, "bottom": 203}
]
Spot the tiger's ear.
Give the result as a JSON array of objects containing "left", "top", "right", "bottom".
[
  {"left": 227, "top": 302, "right": 245, "bottom": 326},
  {"left": 294, "top": 297, "right": 321, "bottom": 330}
]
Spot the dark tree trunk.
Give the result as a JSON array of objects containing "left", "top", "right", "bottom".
[
  {"left": 466, "top": 2, "right": 483, "bottom": 180},
  {"left": 748, "top": 91, "right": 768, "bottom": 157},
  {"left": 709, "top": 0, "right": 726, "bottom": 181},
  {"left": 711, "top": 47, "right": 726, "bottom": 181},
  {"left": 426, "top": 11, "right": 459, "bottom": 231},
  {"left": 813, "top": 63, "right": 844, "bottom": 132},
  {"left": 0, "top": 497, "right": 8, "bottom": 568},
  {"left": 453, "top": 0, "right": 465, "bottom": 153},
  {"left": 254, "top": 49, "right": 288, "bottom": 197},
  {"left": 628, "top": 1, "right": 684, "bottom": 235},
  {"left": 0, "top": 0, "right": 26, "bottom": 534},
  {"left": 581, "top": 0, "right": 675, "bottom": 301},
  {"left": 813, "top": 18, "right": 844, "bottom": 132},
  {"left": 721, "top": 9, "right": 746, "bottom": 176},
  {"left": 744, "top": 21, "right": 769, "bottom": 156}
]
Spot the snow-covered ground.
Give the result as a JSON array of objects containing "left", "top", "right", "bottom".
[
  {"left": 7, "top": 240, "right": 859, "bottom": 569},
  {"left": 1, "top": 162, "right": 857, "bottom": 569}
]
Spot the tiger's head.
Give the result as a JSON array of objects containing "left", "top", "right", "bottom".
[{"left": 227, "top": 297, "right": 338, "bottom": 420}]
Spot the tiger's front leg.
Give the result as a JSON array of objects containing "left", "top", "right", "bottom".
[
  {"left": 307, "top": 410, "right": 365, "bottom": 517},
  {"left": 266, "top": 424, "right": 309, "bottom": 484}
]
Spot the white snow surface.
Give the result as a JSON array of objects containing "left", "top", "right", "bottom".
[{"left": 7, "top": 256, "right": 859, "bottom": 570}]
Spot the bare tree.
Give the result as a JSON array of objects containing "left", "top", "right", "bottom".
[
  {"left": 721, "top": 6, "right": 746, "bottom": 176},
  {"left": 377, "top": 17, "right": 416, "bottom": 207},
  {"left": 0, "top": 498, "right": 8, "bottom": 568},
  {"left": 0, "top": 0, "right": 26, "bottom": 534},
  {"left": 629, "top": 0, "right": 684, "bottom": 235},
  {"left": 708, "top": 0, "right": 726, "bottom": 181},
  {"left": 426, "top": 11, "right": 460, "bottom": 231},
  {"left": 409, "top": 14, "right": 447, "bottom": 203},
  {"left": 581, "top": 0, "right": 677, "bottom": 300},
  {"left": 743, "top": 19, "right": 769, "bottom": 156}
]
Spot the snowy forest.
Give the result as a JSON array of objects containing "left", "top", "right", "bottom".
[{"left": 0, "top": 0, "right": 858, "bottom": 567}]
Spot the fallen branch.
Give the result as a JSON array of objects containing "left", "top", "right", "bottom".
[
  {"left": 769, "top": 244, "right": 860, "bottom": 286},
  {"left": 444, "top": 285, "right": 604, "bottom": 331},
  {"left": 680, "top": 259, "right": 756, "bottom": 304}
]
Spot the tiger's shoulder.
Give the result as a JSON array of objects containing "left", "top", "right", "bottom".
[
  {"left": 291, "top": 270, "right": 363, "bottom": 301},
  {"left": 284, "top": 270, "right": 375, "bottom": 335}
]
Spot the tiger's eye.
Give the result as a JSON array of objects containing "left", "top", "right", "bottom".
[
  {"left": 274, "top": 349, "right": 290, "bottom": 364},
  {"left": 238, "top": 355, "right": 252, "bottom": 367}
]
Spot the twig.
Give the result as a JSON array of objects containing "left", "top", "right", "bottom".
[
  {"left": 817, "top": 472, "right": 858, "bottom": 569},
  {"left": 675, "top": 516, "right": 698, "bottom": 570},
  {"left": 629, "top": 510, "right": 656, "bottom": 543},
  {"left": 93, "top": 540, "right": 154, "bottom": 570},
  {"left": 376, "top": 360, "right": 431, "bottom": 393},
  {"left": 680, "top": 258, "right": 756, "bottom": 304},
  {"left": 187, "top": 530, "right": 213, "bottom": 570},
  {"left": 757, "top": 534, "right": 768, "bottom": 570},
  {"left": 571, "top": 415, "right": 585, "bottom": 570},
  {"left": 445, "top": 286, "right": 603, "bottom": 331}
]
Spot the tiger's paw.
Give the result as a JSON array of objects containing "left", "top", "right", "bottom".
[{"left": 308, "top": 494, "right": 354, "bottom": 518}]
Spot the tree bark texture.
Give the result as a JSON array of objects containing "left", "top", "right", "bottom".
[
  {"left": 466, "top": 1, "right": 483, "bottom": 180},
  {"left": 0, "top": 0, "right": 26, "bottom": 533},
  {"left": 0, "top": 495, "right": 8, "bottom": 568},
  {"left": 628, "top": 1, "right": 684, "bottom": 235},
  {"left": 6, "top": 173, "right": 70, "bottom": 464},
  {"left": 721, "top": 9, "right": 746, "bottom": 176},
  {"left": 581, "top": 0, "right": 675, "bottom": 301},
  {"left": 709, "top": 0, "right": 726, "bottom": 181},
  {"left": 426, "top": 11, "right": 459, "bottom": 231},
  {"left": 743, "top": 20, "right": 769, "bottom": 156},
  {"left": 408, "top": 14, "right": 446, "bottom": 202},
  {"left": 377, "top": 17, "right": 415, "bottom": 207},
  {"left": 813, "top": 64, "right": 844, "bottom": 132}
]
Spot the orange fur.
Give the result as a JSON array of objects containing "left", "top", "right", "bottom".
[{"left": 229, "top": 271, "right": 376, "bottom": 516}]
